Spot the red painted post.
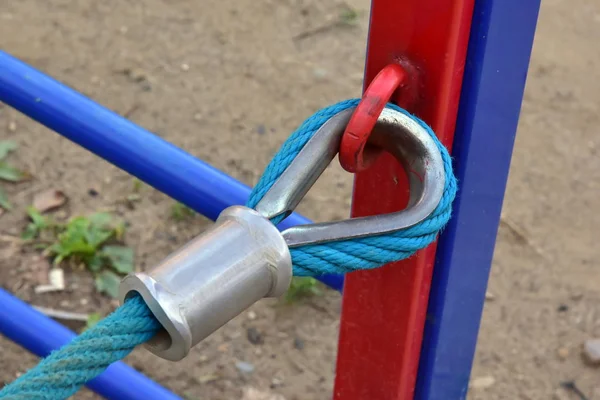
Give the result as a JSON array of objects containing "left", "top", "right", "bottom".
[{"left": 333, "top": 1, "right": 475, "bottom": 399}]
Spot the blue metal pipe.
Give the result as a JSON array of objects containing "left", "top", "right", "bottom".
[
  {"left": 415, "top": 0, "right": 541, "bottom": 399},
  {"left": 0, "top": 51, "right": 343, "bottom": 291},
  {"left": 0, "top": 288, "right": 181, "bottom": 400}
]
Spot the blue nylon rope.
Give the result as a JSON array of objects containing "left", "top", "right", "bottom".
[
  {"left": 248, "top": 99, "right": 457, "bottom": 276},
  {"left": 0, "top": 99, "right": 456, "bottom": 399},
  {"left": 0, "top": 294, "right": 160, "bottom": 400}
]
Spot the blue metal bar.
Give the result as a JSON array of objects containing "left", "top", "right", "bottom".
[
  {"left": 0, "top": 51, "right": 343, "bottom": 291},
  {"left": 415, "top": 0, "right": 541, "bottom": 399},
  {"left": 0, "top": 288, "right": 181, "bottom": 400}
]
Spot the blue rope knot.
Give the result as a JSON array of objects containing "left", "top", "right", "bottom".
[{"left": 0, "top": 99, "right": 457, "bottom": 400}]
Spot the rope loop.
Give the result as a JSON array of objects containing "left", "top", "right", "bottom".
[{"left": 248, "top": 98, "right": 457, "bottom": 276}]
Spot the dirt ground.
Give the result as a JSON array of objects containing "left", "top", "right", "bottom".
[{"left": 0, "top": 0, "right": 598, "bottom": 399}]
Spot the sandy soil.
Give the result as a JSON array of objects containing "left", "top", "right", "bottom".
[{"left": 0, "top": 0, "right": 599, "bottom": 399}]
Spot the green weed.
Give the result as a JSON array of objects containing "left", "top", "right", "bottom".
[
  {"left": 22, "top": 209, "right": 134, "bottom": 298},
  {"left": 339, "top": 6, "right": 359, "bottom": 25},
  {"left": 285, "top": 277, "right": 323, "bottom": 303},
  {"left": 0, "top": 140, "right": 27, "bottom": 210},
  {"left": 85, "top": 312, "right": 102, "bottom": 330},
  {"left": 21, "top": 207, "right": 56, "bottom": 241},
  {"left": 171, "top": 202, "right": 195, "bottom": 221},
  {"left": 132, "top": 178, "right": 145, "bottom": 193}
]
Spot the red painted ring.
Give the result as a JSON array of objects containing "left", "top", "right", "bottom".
[{"left": 339, "top": 64, "right": 407, "bottom": 173}]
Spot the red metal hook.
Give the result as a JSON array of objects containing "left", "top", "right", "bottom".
[{"left": 339, "top": 64, "right": 408, "bottom": 173}]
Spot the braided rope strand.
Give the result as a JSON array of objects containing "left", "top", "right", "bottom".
[
  {"left": 0, "top": 99, "right": 456, "bottom": 399},
  {"left": 0, "top": 295, "right": 160, "bottom": 400}
]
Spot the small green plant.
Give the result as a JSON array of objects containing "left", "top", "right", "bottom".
[
  {"left": 339, "top": 6, "right": 359, "bottom": 25},
  {"left": 0, "top": 189, "right": 10, "bottom": 210},
  {"left": 0, "top": 140, "right": 27, "bottom": 210},
  {"left": 171, "top": 202, "right": 195, "bottom": 221},
  {"left": 132, "top": 178, "right": 144, "bottom": 193},
  {"left": 85, "top": 312, "right": 102, "bottom": 330},
  {"left": 285, "top": 277, "right": 323, "bottom": 303},
  {"left": 46, "top": 213, "right": 127, "bottom": 265},
  {"left": 22, "top": 207, "right": 56, "bottom": 240},
  {"left": 22, "top": 209, "right": 134, "bottom": 298}
]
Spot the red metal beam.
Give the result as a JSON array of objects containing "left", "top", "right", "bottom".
[{"left": 333, "top": 1, "right": 475, "bottom": 399}]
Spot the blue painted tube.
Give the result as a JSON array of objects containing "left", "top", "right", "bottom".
[
  {"left": 0, "top": 288, "right": 181, "bottom": 400},
  {"left": 415, "top": 0, "right": 541, "bottom": 399},
  {"left": 0, "top": 51, "right": 342, "bottom": 291}
]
